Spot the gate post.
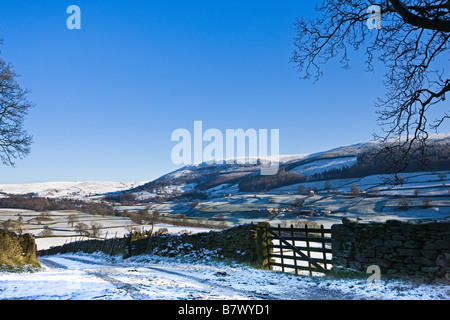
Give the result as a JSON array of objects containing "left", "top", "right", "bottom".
[{"left": 254, "top": 222, "right": 273, "bottom": 269}]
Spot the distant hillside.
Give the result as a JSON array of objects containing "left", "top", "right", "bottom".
[
  {"left": 0, "top": 181, "right": 145, "bottom": 199},
  {"left": 129, "top": 133, "right": 450, "bottom": 195},
  {"left": 309, "top": 142, "right": 450, "bottom": 182},
  {"left": 240, "top": 136, "right": 450, "bottom": 192},
  {"left": 130, "top": 155, "right": 308, "bottom": 195},
  {"left": 4, "top": 135, "right": 446, "bottom": 200}
]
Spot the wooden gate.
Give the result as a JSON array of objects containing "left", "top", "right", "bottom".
[{"left": 265, "top": 224, "right": 332, "bottom": 276}]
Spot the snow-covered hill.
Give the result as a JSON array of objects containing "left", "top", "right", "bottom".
[
  {"left": 1, "top": 133, "right": 449, "bottom": 200},
  {"left": 0, "top": 181, "right": 146, "bottom": 199},
  {"left": 130, "top": 133, "right": 450, "bottom": 196}
]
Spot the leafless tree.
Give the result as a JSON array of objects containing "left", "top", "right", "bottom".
[
  {"left": 0, "top": 43, "right": 33, "bottom": 166},
  {"left": 324, "top": 180, "right": 332, "bottom": 192},
  {"left": 423, "top": 197, "right": 432, "bottom": 208},
  {"left": 89, "top": 222, "right": 103, "bottom": 238},
  {"left": 350, "top": 183, "right": 360, "bottom": 197},
  {"left": 438, "top": 172, "right": 447, "bottom": 180},
  {"left": 75, "top": 222, "right": 89, "bottom": 236},
  {"left": 399, "top": 197, "right": 410, "bottom": 210},
  {"left": 67, "top": 214, "right": 78, "bottom": 227},
  {"left": 292, "top": 1, "right": 449, "bottom": 170},
  {"left": 39, "top": 227, "right": 53, "bottom": 238}
]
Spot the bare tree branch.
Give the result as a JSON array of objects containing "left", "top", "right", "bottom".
[
  {"left": 292, "top": 0, "right": 450, "bottom": 171},
  {"left": 389, "top": 0, "right": 450, "bottom": 32},
  {"left": 0, "top": 54, "right": 33, "bottom": 166}
]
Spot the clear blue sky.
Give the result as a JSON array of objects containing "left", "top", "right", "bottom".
[{"left": 0, "top": 1, "right": 446, "bottom": 184}]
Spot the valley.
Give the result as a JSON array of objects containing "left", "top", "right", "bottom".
[{"left": 0, "top": 136, "right": 449, "bottom": 301}]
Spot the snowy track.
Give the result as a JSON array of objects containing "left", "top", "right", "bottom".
[
  {"left": 39, "top": 255, "right": 273, "bottom": 300},
  {"left": 1, "top": 253, "right": 448, "bottom": 300},
  {"left": 40, "top": 257, "right": 154, "bottom": 300}
]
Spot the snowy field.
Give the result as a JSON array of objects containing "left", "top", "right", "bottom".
[
  {"left": 0, "top": 208, "right": 217, "bottom": 251},
  {"left": 0, "top": 252, "right": 448, "bottom": 300},
  {"left": 136, "top": 169, "right": 450, "bottom": 228}
]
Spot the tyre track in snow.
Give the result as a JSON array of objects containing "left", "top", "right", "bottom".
[
  {"left": 40, "top": 256, "right": 273, "bottom": 299},
  {"left": 40, "top": 257, "right": 152, "bottom": 300}
]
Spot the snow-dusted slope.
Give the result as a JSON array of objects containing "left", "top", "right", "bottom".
[
  {"left": 132, "top": 133, "right": 450, "bottom": 194},
  {"left": 2, "top": 133, "right": 448, "bottom": 199},
  {"left": 288, "top": 157, "right": 357, "bottom": 176},
  {"left": 0, "top": 181, "right": 146, "bottom": 199},
  {"left": 130, "top": 154, "right": 313, "bottom": 195}
]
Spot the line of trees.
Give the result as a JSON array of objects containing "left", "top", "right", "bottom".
[
  {"left": 0, "top": 194, "right": 120, "bottom": 216},
  {"left": 309, "top": 144, "right": 450, "bottom": 182},
  {"left": 239, "top": 168, "right": 306, "bottom": 192},
  {"left": 103, "top": 193, "right": 136, "bottom": 205}
]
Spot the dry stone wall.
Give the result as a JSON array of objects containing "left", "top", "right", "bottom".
[
  {"left": 132, "top": 222, "right": 271, "bottom": 266},
  {"left": 331, "top": 218, "right": 450, "bottom": 279},
  {"left": 0, "top": 229, "right": 38, "bottom": 267},
  {"left": 39, "top": 223, "right": 273, "bottom": 267}
]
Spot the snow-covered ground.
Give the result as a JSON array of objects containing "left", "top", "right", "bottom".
[{"left": 1, "top": 252, "right": 448, "bottom": 300}]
